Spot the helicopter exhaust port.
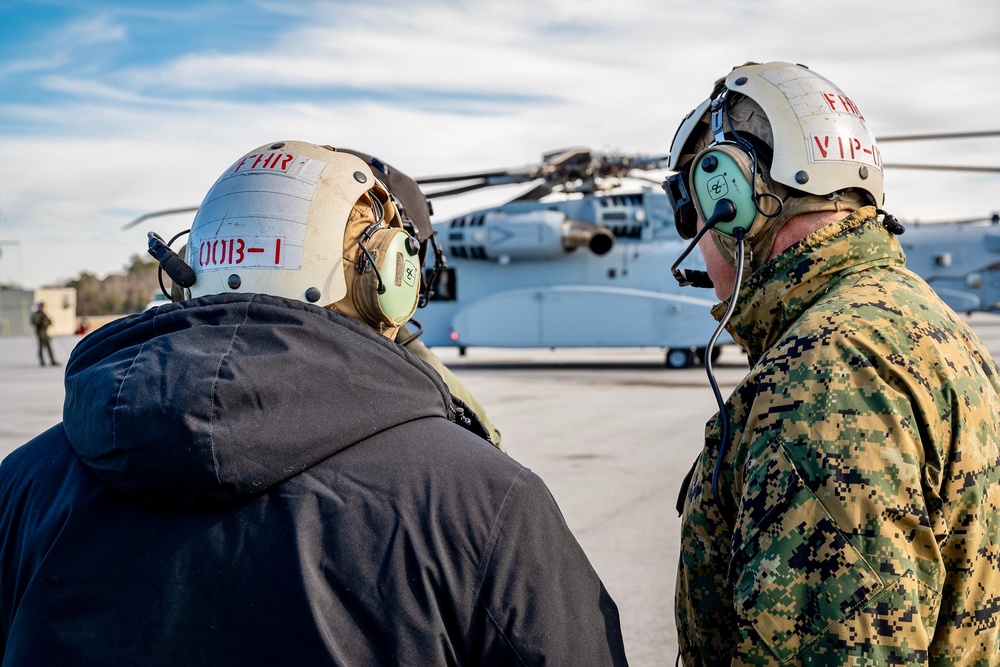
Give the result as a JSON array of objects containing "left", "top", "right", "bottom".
[
  {"left": 561, "top": 220, "right": 615, "bottom": 256},
  {"left": 445, "top": 210, "right": 617, "bottom": 263}
]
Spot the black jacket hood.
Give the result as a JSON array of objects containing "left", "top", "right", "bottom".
[{"left": 63, "top": 293, "right": 453, "bottom": 508}]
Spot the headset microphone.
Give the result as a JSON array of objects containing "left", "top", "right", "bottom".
[
  {"left": 669, "top": 199, "right": 738, "bottom": 288},
  {"left": 147, "top": 232, "right": 196, "bottom": 288},
  {"left": 673, "top": 267, "right": 714, "bottom": 290}
]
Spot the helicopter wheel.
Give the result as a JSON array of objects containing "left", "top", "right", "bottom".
[
  {"left": 458, "top": 346, "right": 467, "bottom": 357},
  {"left": 665, "top": 347, "right": 695, "bottom": 369}
]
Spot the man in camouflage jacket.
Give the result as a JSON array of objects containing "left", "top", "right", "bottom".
[
  {"left": 676, "top": 206, "right": 1000, "bottom": 664},
  {"left": 665, "top": 62, "right": 1000, "bottom": 665}
]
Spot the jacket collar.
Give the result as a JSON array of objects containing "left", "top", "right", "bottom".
[{"left": 711, "top": 207, "right": 906, "bottom": 362}]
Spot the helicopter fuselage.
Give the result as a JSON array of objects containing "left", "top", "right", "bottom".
[
  {"left": 899, "top": 216, "right": 1000, "bottom": 313},
  {"left": 416, "top": 185, "right": 732, "bottom": 367}
]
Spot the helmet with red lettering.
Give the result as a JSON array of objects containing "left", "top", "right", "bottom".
[
  {"left": 665, "top": 61, "right": 883, "bottom": 246},
  {"left": 668, "top": 61, "right": 883, "bottom": 203},
  {"left": 185, "top": 140, "right": 421, "bottom": 337}
]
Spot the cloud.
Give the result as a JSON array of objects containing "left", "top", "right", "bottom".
[
  {"left": 1, "top": 0, "right": 999, "bottom": 287},
  {"left": 0, "top": 54, "right": 71, "bottom": 79},
  {"left": 38, "top": 75, "right": 155, "bottom": 104},
  {"left": 0, "top": 12, "right": 126, "bottom": 80},
  {"left": 58, "top": 13, "right": 126, "bottom": 46}
]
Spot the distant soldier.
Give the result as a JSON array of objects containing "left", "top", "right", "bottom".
[
  {"left": 30, "top": 302, "right": 57, "bottom": 366},
  {"left": 665, "top": 62, "right": 1000, "bottom": 664}
]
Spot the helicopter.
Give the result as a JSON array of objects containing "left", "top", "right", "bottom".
[
  {"left": 124, "top": 133, "right": 1000, "bottom": 370},
  {"left": 893, "top": 212, "right": 1000, "bottom": 314},
  {"left": 414, "top": 147, "right": 729, "bottom": 369}
]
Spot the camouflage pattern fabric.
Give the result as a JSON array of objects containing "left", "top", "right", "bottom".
[{"left": 676, "top": 207, "right": 1000, "bottom": 665}]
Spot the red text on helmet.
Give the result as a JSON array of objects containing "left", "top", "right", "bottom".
[
  {"left": 821, "top": 92, "right": 866, "bottom": 120},
  {"left": 197, "top": 237, "right": 285, "bottom": 269},
  {"left": 810, "top": 135, "right": 882, "bottom": 169},
  {"left": 232, "top": 153, "right": 296, "bottom": 173}
]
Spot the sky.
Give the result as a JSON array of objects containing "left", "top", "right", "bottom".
[{"left": 1, "top": 0, "right": 999, "bottom": 289}]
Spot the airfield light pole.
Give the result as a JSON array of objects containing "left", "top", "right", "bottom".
[{"left": 0, "top": 240, "right": 19, "bottom": 336}]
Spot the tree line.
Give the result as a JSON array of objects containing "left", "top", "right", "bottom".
[{"left": 67, "top": 254, "right": 162, "bottom": 316}]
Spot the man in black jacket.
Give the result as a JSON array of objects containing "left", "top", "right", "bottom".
[{"left": 0, "top": 141, "right": 628, "bottom": 665}]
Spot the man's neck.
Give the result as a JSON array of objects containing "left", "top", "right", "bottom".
[{"left": 767, "top": 210, "right": 851, "bottom": 262}]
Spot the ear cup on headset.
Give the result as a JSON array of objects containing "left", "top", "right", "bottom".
[
  {"left": 353, "top": 226, "right": 421, "bottom": 328},
  {"left": 689, "top": 145, "right": 759, "bottom": 236}
]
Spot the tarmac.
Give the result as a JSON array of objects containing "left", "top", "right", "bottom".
[{"left": 4, "top": 313, "right": 1000, "bottom": 665}]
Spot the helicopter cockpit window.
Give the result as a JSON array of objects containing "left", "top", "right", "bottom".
[{"left": 426, "top": 267, "right": 457, "bottom": 302}]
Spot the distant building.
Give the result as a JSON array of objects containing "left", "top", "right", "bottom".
[
  {"left": 0, "top": 288, "right": 33, "bottom": 336},
  {"left": 0, "top": 287, "right": 78, "bottom": 337}
]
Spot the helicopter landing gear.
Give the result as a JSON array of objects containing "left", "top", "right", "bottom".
[
  {"left": 665, "top": 347, "right": 695, "bottom": 369},
  {"left": 458, "top": 346, "right": 467, "bottom": 357}
]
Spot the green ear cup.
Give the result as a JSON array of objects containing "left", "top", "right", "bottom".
[
  {"left": 376, "top": 231, "right": 420, "bottom": 324},
  {"left": 690, "top": 150, "right": 758, "bottom": 235}
]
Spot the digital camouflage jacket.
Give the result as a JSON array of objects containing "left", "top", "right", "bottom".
[{"left": 676, "top": 207, "right": 1000, "bottom": 665}]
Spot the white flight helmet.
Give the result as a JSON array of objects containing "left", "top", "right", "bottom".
[
  {"left": 669, "top": 61, "right": 883, "bottom": 201},
  {"left": 664, "top": 62, "right": 884, "bottom": 280},
  {"left": 185, "top": 141, "right": 421, "bottom": 335}
]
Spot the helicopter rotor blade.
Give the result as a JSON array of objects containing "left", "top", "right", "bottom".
[
  {"left": 870, "top": 130, "right": 1000, "bottom": 175},
  {"left": 541, "top": 147, "right": 592, "bottom": 168},
  {"left": 417, "top": 169, "right": 521, "bottom": 185},
  {"left": 121, "top": 206, "right": 200, "bottom": 231},
  {"left": 628, "top": 173, "right": 668, "bottom": 185},
  {"left": 417, "top": 149, "right": 672, "bottom": 203},
  {"left": 877, "top": 130, "right": 1000, "bottom": 143},
  {"left": 884, "top": 163, "right": 1000, "bottom": 173},
  {"left": 510, "top": 182, "right": 554, "bottom": 202},
  {"left": 423, "top": 181, "right": 503, "bottom": 199},
  {"left": 905, "top": 213, "right": 1000, "bottom": 225}
]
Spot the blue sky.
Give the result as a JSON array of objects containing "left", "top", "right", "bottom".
[{"left": 1, "top": 0, "right": 999, "bottom": 288}]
